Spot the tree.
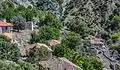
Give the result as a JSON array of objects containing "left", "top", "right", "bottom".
[
  {"left": 66, "top": 17, "right": 91, "bottom": 38},
  {"left": 39, "top": 12, "right": 61, "bottom": 29},
  {"left": 52, "top": 44, "right": 67, "bottom": 57},
  {"left": 62, "top": 31, "right": 81, "bottom": 50},
  {"left": 0, "top": 42, "right": 20, "bottom": 62},
  {"left": 111, "top": 32, "right": 120, "bottom": 41},
  {"left": 106, "top": 15, "right": 120, "bottom": 33},
  {"left": 0, "top": 0, "right": 15, "bottom": 21},
  {"left": 30, "top": 26, "right": 60, "bottom": 44},
  {"left": 26, "top": 46, "right": 51, "bottom": 63},
  {"left": 52, "top": 44, "right": 102, "bottom": 70},
  {"left": 17, "top": 60, "right": 41, "bottom": 70},
  {"left": 0, "top": 59, "right": 42, "bottom": 70},
  {"left": 0, "top": 60, "right": 21, "bottom": 70},
  {"left": 11, "top": 16, "right": 26, "bottom": 32}
]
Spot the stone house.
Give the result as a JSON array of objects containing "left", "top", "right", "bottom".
[{"left": 0, "top": 21, "right": 13, "bottom": 39}]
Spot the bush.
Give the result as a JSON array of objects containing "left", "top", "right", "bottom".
[
  {"left": 0, "top": 60, "right": 21, "bottom": 70},
  {"left": 62, "top": 31, "right": 81, "bottom": 50},
  {"left": 66, "top": 17, "right": 91, "bottom": 38},
  {"left": 0, "top": 60, "right": 41, "bottom": 70},
  {"left": 11, "top": 16, "right": 26, "bottom": 31},
  {"left": 106, "top": 15, "right": 120, "bottom": 33},
  {"left": 52, "top": 44, "right": 102, "bottom": 70},
  {"left": 26, "top": 46, "right": 51, "bottom": 63},
  {"left": 0, "top": 0, "right": 15, "bottom": 20},
  {"left": 39, "top": 12, "right": 61, "bottom": 29},
  {"left": 30, "top": 26, "right": 60, "bottom": 44},
  {"left": 0, "top": 42, "right": 20, "bottom": 62},
  {"left": 111, "top": 32, "right": 120, "bottom": 41},
  {"left": 17, "top": 60, "right": 40, "bottom": 70}
]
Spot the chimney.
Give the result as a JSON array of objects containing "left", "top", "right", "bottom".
[{"left": 31, "top": 22, "right": 34, "bottom": 31}]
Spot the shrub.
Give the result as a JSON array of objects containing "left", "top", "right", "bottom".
[
  {"left": 52, "top": 44, "right": 102, "bottom": 70},
  {"left": 62, "top": 31, "right": 81, "bottom": 50},
  {"left": 0, "top": 60, "right": 41, "bottom": 70},
  {"left": 39, "top": 12, "right": 61, "bottom": 29},
  {"left": 0, "top": 42, "right": 20, "bottom": 62},
  {"left": 111, "top": 32, "right": 120, "bottom": 40},
  {"left": 30, "top": 26, "right": 60, "bottom": 44}
]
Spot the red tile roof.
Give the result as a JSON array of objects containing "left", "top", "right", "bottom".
[
  {"left": 48, "top": 40, "right": 61, "bottom": 46},
  {"left": 0, "top": 21, "right": 12, "bottom": 26},
  {"left": 90, "top": 38, "right": 104, "bottom": 45}
]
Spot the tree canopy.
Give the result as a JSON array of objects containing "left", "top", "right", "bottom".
[
  {"left": 30, "top": 26, "right": 60, "bottom": 44},
  {"left": 0, "top": 42, "right": 20, "bottom": 62},
  {"left": 52, "top": 43, "right": 102, "bottom": 70},
  {"left": 0, "top": 60, "right": 41, "bottom": 70},
  {"left": 66, "top": 17, "right": 92, "bottom": 38}
]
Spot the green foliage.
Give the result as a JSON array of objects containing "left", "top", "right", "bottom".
[
  {"left": 52, "top": 44, "right": 67, "bottom": 57},
  {"left": 107, "top": 15, "right": 120, "bottom": 33},
  {"left": 17, "top": 60, "right": 40, "bottom": 70},
  {"left": 0, "top": 60, "right": 21, "bottom": 70},
  {"left": 0, "top": 0, "right": 15, "bottom": 20},
  {"left": 0, "top": 1, "right": 61, "bottom": 31},
  {"left": 26, "top": 46, "right": 50, "bottom": 63},
  {"left": 40, "top": 12, "right": 61, "bottom": 29},
  {"left": 111, "top": 32, "right": 120, "bottom": 40},
  {"left": 52, "top": 44, "right": 102, "bottom": 70},
  {"left": 0, "top": 34, "right": 46, "bottom": 70},
  {"left": 0, "top": 1, "right": 42, "bottom": 20},
  {"left": 11, "top": 16, "right": 26, "bottom": 31},
  {"left": 66, "top": 17, "right": 91, "bottom": 38},
  {"left": 62, "top": 31, "right": 81, "bottom": 50},
  {"left": 30, "top": 26, "right": 60, "bottom": 44},
  {"left": 0, "top": 59, "right": 41, "bottom": 70},
  {"left": 52, "top": 31, "right": 102, "bottom": 70},
  {"left": 0, "top": 42, "right": 20, "bottom": 62},
  {"left": 116, "top": 66, "right": 120, "bottom": 70}
]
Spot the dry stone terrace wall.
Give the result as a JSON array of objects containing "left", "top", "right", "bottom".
[
  {"left": 40, "top": 57, "right": 82, "bottom": 70},
  {"left": 12, "top": 30, "right": 32, "bottom": 46}
]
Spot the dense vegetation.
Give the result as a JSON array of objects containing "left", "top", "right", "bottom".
[
  {"left": 30, "top": 26, "right": 60, "bottom": 44},
  {"left": 0, "top": 0, "right": 61, "bottom": 31},
  {"left": 2, "top": 0, "right": 120, "bottom": 70},
  {"left": 0, "top": 42, "right": 19, "bottom": 61},
  {"left": 0, "top": 34, "right": 46, "bottom": 70},
  {"left": 52, "top": 34, "right": 102, "bottom": 70},
  {"left": 66, "top": 17, "right": 92, "bottom": 38},
  {"left": 105, "top": 3, "right": 120, "bottom": 52},
  {"left": 0, "top": 60, "right": 40, "bottom": 70}
]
